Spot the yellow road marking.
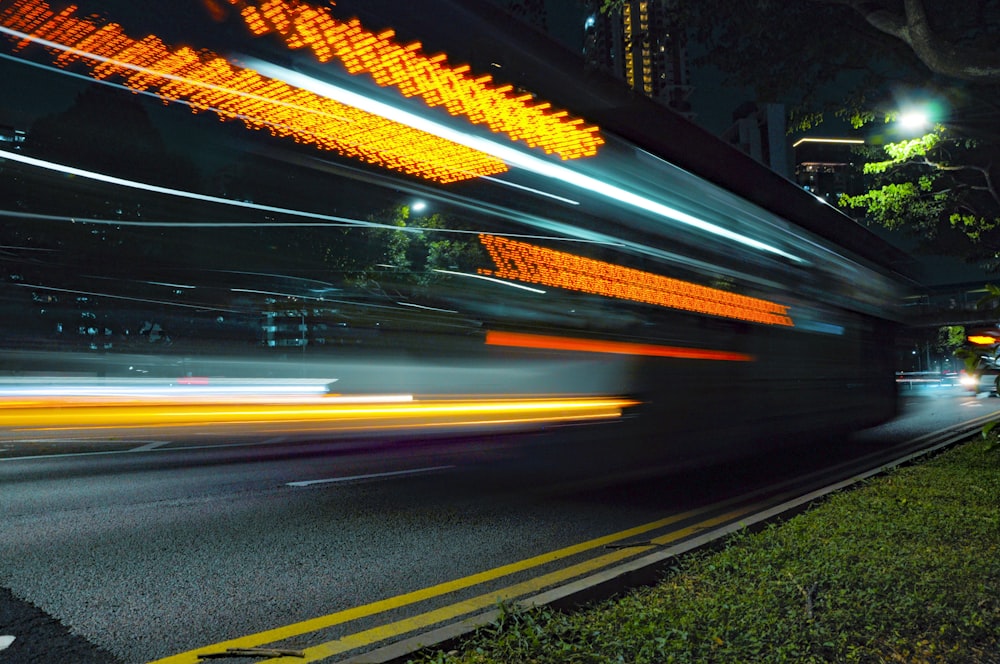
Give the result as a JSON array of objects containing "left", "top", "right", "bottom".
[
  {"left": 151, "top": 502, "right": 755, "bottom": 664},
  {"left": 275, "top": 506, "right": 751, "bottom": 662}
]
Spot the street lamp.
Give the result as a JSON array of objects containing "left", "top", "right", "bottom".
[
  {"left": 898, "top": 108, "right": 930, "bottom": 133},
  {"left": 411, "top": 200, "right": 428, "bottom": 213},
  {"left": 891, "top": 98, "right": 947, "bottom": 136}
]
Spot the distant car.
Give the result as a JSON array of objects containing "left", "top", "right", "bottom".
[{"left": 960, "top": 357, "right": 1000, "bottom": 395}]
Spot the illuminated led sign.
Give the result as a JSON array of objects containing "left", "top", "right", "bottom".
[
  {"left": 0, "top": 0, "right": 508, "bottom": 183},
  {"left": 967, "top": 335, "right": 997, "bottom": 345},
  {"left": 478, "top": 234, "right": 795, "bottom": 326},
  {"left": 232, "top": 0, "right": 603, "bottom": 160}
]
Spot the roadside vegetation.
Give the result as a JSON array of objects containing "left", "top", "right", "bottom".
[{"left": 411, "top": 439, "right": 1000, "bottom": 663}]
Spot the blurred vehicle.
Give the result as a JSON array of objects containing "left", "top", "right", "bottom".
[
  {"left": 0, "top": 0, "right": 915, "bottom": 468},
  {"left": 960, "top": 356, "right": 1000, "bottom": 395}
]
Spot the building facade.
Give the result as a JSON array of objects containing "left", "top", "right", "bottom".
[
  {"left": 720, "top": 102, "right": 792, "bottom": 178},
  {"left": 583, "top": 0, "right": 693, "bottom": 118},
  {"left": 792, "top": 137, "right": 866, "bottom": 206},
  {"left": 0, "top": 125, "right": 26, "bottom": 150}
]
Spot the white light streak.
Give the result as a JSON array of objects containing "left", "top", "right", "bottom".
[
  {"left": 432, "top": 269, "right": 546, "bottom": 293},
  {"left": 0, "top": 378, "right": 339, "bottom": 398},
  {"left": 395, "top": 301, "right": 460, "bottom": 313},
  {"left": 15, "top": 283, "right": 242, "bottom": 313},
  {"left": 145, "top": 281, "right": 196, "bottom": 289},
  {"left": 479, "top": 176, "right": 580, "bottom": 205},
  {"left": 0, "top": 149, "right": 395, "bottom": 232},
  {"left": 249, "top": 60, "right": 802, "bottom": 263}
]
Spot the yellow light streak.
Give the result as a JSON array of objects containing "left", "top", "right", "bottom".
[
  {"left": 967, "top": 335, "right": 997, "bottom": 345},
  {"left": 0, "top": 396, "right": 637, "bottom": 436}
]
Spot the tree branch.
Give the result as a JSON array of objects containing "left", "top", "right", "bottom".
[{"left": 811, "top": 0, "right": 1000, "bottom": 82}]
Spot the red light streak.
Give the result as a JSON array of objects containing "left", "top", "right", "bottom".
[{"left": 485, "top": 331, "right": 754, "bottom": 362}]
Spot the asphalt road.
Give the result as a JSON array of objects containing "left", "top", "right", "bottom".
[{"left": 1, "top": 385, "right": 997, "bottom": 663}]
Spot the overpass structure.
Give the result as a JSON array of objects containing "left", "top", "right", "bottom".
[{"left": 902, "top": 283, "right": 999, "bottom": 329}]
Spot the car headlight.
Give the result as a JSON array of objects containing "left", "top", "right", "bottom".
[{"left": 960, "top": 374, "right": 979, "bottom": 388}]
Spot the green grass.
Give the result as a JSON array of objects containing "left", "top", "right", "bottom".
[{"left": 411, "top": 440, "right": 1000, "bottom": 663}]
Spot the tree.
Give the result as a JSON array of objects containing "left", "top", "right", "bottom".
[
  {"left": 29, "top": 83, "right": 202, "bottom": 192},
  {"left": 839, "top": 122, "right": 1000, "bottom": 265},
  {"left": 600, "top": 0, "right": 1000, "bottom": 266},
  {"left": 324, "top": 204, "right": 486, "bottom": 290}
]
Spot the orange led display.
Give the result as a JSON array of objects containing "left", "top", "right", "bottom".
[
  {"left": 232, "top": 0, "right": 603, "bottom": 160},
  {"left": 486, "top": 331, "right": 754, "bottom": 361},
  {"left": 478, "top": 234, "right": 795, "bottom": 327},
  {"left": 0, "top": 0, "right": 508, "bottom": 183}
]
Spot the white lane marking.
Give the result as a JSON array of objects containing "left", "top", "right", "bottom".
[
  {"left": 286, "top": 465, "right": 455, "bottom": 487},
  {"left": 129, "top": 441, "right": 171, "bottom": 452},
  {"left": 0, "top": 437, "right": 302, "bottom": 462},
  {"left": 0, "top": 635, "right": 15, "bottom": 651}
]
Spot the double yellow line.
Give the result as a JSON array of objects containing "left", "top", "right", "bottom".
[{"left": 150, "top": 498, "right": 759, "bottom": 663}]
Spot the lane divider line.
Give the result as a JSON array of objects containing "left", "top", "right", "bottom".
[
  {"left": 128, "top": 441, "right": 171, "bottom": 452},
  {"left": 286, "top": 466, "right": 455, "bottom": 487}
]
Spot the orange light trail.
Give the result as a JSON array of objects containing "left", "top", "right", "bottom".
[
  {"left": 486, "top": 331, "right": 754, "bottom": 361},
  {"left": 232, "top": 0, "right": 603, "bottom": 160},
  {"left": 0, "top": 0, "right": 507, "bottom": 183},
  {"left": 967, "top": 335, "right": 997, "bottom": 345},
  {"left": 0, "top": 395, "right": 638, "bottom": 439},
  {"left": 478, "top": 234, "right": 794, "bottom": 326}
]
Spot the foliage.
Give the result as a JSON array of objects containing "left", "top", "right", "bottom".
[
  {"left": 326, "top": 204, "right": 486, "bottom": 290},
  {"left": 410, "top": 441, "right": 1000, "bottom": 663},
  {"left": 837, "top": 122, "right": 1000, "bottom": 262},
  {"left": 936, "top": 325, "right": 966, "bottom": 355},
  {"left": 974, "top": 282, "right": 1000, "bottom": 310},
  {"left": 982, "top": 420, "right": 1000, "bottom": 453}
]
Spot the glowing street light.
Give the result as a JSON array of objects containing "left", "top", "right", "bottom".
[
  {"left": 892, "top": 97, "right": 948, "bottom": 136},
  {"left": 898, "top": 108, "right": 931, "bottom": 133}
]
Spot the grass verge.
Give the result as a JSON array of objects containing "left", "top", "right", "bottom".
[{"left": 410, "top": 440, "right": 1000, "bottom": 663}]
